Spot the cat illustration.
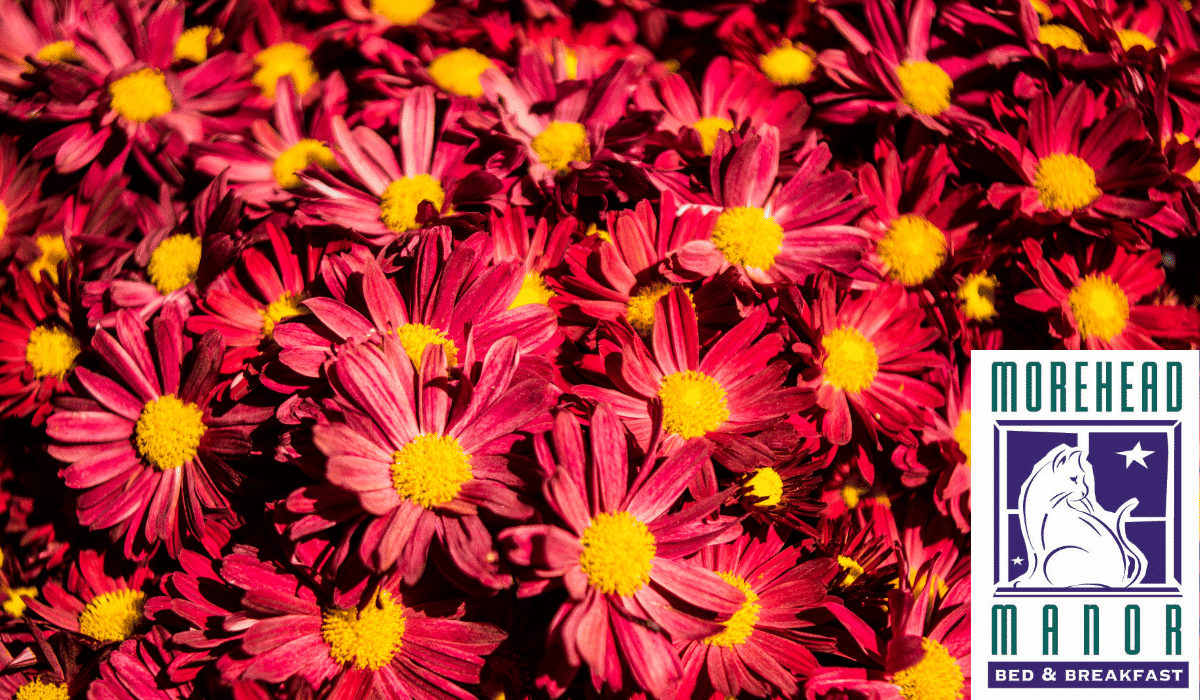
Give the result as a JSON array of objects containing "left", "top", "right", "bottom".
[{"left": 1014, "top": 444, "right": 1146, "bottom": 588}]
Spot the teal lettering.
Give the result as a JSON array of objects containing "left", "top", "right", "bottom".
[
  {"left": 1142, "top": 362, "right": 1157, "bottom": 412},
  {"left": 1075, "top": 362, "right": 1089, "bottom": 412},
  {"left": 1051, "top": 362, "right": 1066, "bottom": 412},
  {"left": 992, "top": 362, "right": 1018, "bottom": 412},
  {"left": 1166, "top": 605, "right": 1182, "bottom": 655},
  {"left": 1043, "top": 605, "right": 1058, "bottom": 655},
  {"left": 1120, "top": 362, "right": 1134, "bottom": 412},
  {"left": 1084, "top": 604, "right": 1100, "bottom": 655},
  {"left": 992, "top": 605, "right": 1018, "bottom": 655},
  {"left": 1167, "top": 362, "right": 1182, "bottom": 412},
  {"left": 1026, "top": 362, "right": 1042, "bottom": 411},
  {"left": 1125, "top": 605, "right": 1140, "bottom": 655},
  {"left": 1096, "top": 361, "right": 1112, "bottom": 412}
]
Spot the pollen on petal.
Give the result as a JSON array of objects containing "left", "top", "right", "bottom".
[
  {"left": 957, "top": 272, "right": 999, "bottom": 321},
  {"left": 25, "top": 325, "right": 80, "bottom": 380},
  {"left": 821, "top": 327, "right": 879, "bottom": 394},
  {"left": 134, "top": 395, "right": 207, "bottom": 471},
  {"left": 253, "top": 42, "right": 318, "bottom": 99},
  {"left": 759, "top": 41, "right": 817, "bottom": 86},
  {"left": 530, "top": 122, "right": 591, "bottom": 173},
  {"left": 657, "top": 370, "right": 729, "bottom": 439},
  {"left": 427, "top": 48, "right": 493, "bottom": 98},
  {"left": 391, "top": 434, "right": 473, "bottom": 508},
  {"left": 321, "top": 589, "right": 406, "bottom": 670},
  {"left": 1068, "top": 273, "right": 1130, "bottom": 341},
  {"left": 147, "top": 234, "right": 202, "bottom": 294},
  {"left": 711, "top": 206, "right": 784, "bottom": 270},
  {"left": 1034, "top": 153, "right": 1100, "bottom": 211},
  {"left": 877, "top": 214, "right": 946, "bottom": 285}
]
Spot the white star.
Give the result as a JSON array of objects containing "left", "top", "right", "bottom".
[
  {"left": 1117, "top": 442, "right": 1154, "bottom": 469},
  {"left": 1012, "top": 556, "right": 1024, "bottom": 566}
]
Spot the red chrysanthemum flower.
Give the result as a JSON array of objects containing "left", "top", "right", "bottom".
[
  {"left": 296, "top": 87, "right": 500, "bottom": 245},
  {"left": 574, "top": 288, "right": 813, "bottom": 469},
  {"left": 480, "top": 48, "right": 652, "bottom": 204},
  {"left": 0, "top": 272, "right": 82, "bottom": 425},
  {"left": 657, "top": 125, "right": 869, "bottom": 286},
  {"left": 634, "top": 57, "right": 810, "bottom": 158},
  {"left": 270, "top": 232, "right": 558, "bottom": 394},
  {"left": 193, "top": 75, "right": 346, "bottom": 213},
  {"left": 818, "top": 0, "right": 991, "bottom": 135},
  {"left": 187, "top": 224, "right": 326, "bottom": 373},
  {"left": 677, "top": 527, "right": 838, "bottom": 699},
  {"left": 856, "top": 143, "right": 988, "bottom": 289},
  {"left": 22, "top": 2, "right": 252, "bottom": 184},
  {"left": 45, "top": 308, "right": 262, "bottom": 558},
  {"left": 554, "top": 195, "right": 736, "bottom": 341},
  {"left": 985, "top": 83, "right": 1181, "bottom": 239},
  {"left": 306, "top": 334, "right": 556, "bottom": 590},
  {"left": 25, "top": 550, "right": 152, "bottom": 646},
  {"left": 1015, "top": 238, "right": 1200, "bottom": 348},
  {"left": 499, "top": 405, "right": 744, "bottom": 700},
  {"left": 784, "top": 277, "right": 945, "bottom": 447}
]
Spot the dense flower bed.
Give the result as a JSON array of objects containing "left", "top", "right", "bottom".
[{"left": 0, "top": 0, "right": 1197, "bottom": 698}]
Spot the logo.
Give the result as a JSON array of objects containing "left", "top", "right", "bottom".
[{"left": 972, "top": 350, "right": 1199, "bottom": 699}]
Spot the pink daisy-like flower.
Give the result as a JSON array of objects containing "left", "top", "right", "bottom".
[
  {"left": 677, "top": 527, "right": 839, "bottom": 699},
  {"left": 574, "top": 288, "right": 813, "bottom": 468},
  {"left": 856, "top": 142, "right": 988, "bottom": 289},
  {"left": 1015, "top": 238, "right": 1200, "bottom": 349},
  {"left": 215, "top": 545, "right": 504, "bottom": 698},
  {"left": 881, "top": 572, "right": 970, "bottom": 700},
  {"left": 296, "top": 86, "right": 500, "bottom": 245},
  {"left": 480, "top": 47, "right": 651, "bottom": 203},
  {"left": 23, "top": 1, "right": 252, "bottom": 184},
  {"left": 0, "top": 0, "right": 83, "bottom": 94},
  {"left": 554, "top": 194, "right": 735, "bottom": 340},
  {"left": 25, "top": 550, "right": 152, "bottom": 647},
  {"left": 499, "top": 405, "right": 745, "bottom": 699},
  {"left": 45, "top": 308, "right": 263, "bottom": 559},
  {"left": 784, "top": 276, "right": 945, "bottom": 447},
  {"left": 634, "top": 56, "right": 810, "bottom": 157},
  {"left": 192, "top": 75, "right": 346, "bottom": 213},
  {"left": 306, "top": 333, "right": 556, "bottom": 590},
  {"left": 0, "top": 272, "right": 82, "bottom": 425},
  {"left": 818, "top": 0, "right": 991, "bottom": 134},
  {"left": 985, "top": 83, "right": 1180, "bottom": 239},
  {"left": 187, "top": 224, "right": 325, "bottom": 374},
  {"left": 657, "top": 125, "right": 869, "bottom": 286},
  {"left": 271, "top": 231, "right": 557, "bottom": 390}
]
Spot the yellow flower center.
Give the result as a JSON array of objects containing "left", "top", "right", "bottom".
[
  {"left": 508, "top": 271, "right": 555, "bottom": 309},
  {"left": 134, "top": 395, "right": 207, "bottom": 471},
  {"left": 841, "top": 485, "right": 864, "bottom": 508},
  {"left": 837, "top": 555, "right": 865, "bottom": 585},
  {"left": 261, "top": 292, "right": 308, "bottom": 336},
  {"left": 391, "top": 433, "right": 473, "bottom": 509},
  {"left": 657, "top": 370, "right": 729, "bottom": 439},
  {"left": 147, "top": 234, "right": 202, "bottom": 294},
  {"left": 0, "top": 201, "right": 8, "bottom": 237},
  {"left": 1039, "top": 24, "right": 1089, "bottom": 52},
  {"left": 379, "top": 174, "right": 446, "bottom": 233},
  {"left": 530, "top": 121, "right": 591, "bottom": 173},
  {"left": 759, "top": 41, "right": 817, "bottom": 86},
  {"left": 36, "top": 40, "right": 80, "bottom": 63},
  {"left": 578, "top": 511, "right": 657, "bottom": 596},
  {"left": 1117, "top": 29, "right": 1155, "bottom": 51},
  {"left": 626, "top": 283, "right": 694, "bottom": 335},
  {"left": 711, "top": 206, "right": 784, "bottom": 270},
  {"left": 895, "top": 61, "right": 954, "bottom": 116},
  {"left": 953, "top": 411, "right": 971, "bottom": 466},
  {"left": 892, "top": 637, "right": 965, "bottom": 700},
  {"left": 1034, "top": 153, "right": 1100, "bottom": 211},
  {"left": 28, "top": 234, "right": 69, "bottom": 283},
  {"left": 1030, "top": 0, "right": 1054, "bottom": 22},
  {"left": 253, "top": 42, "right": 318, "bottom": 99},
  {"left": 427, "top": 48, "right": 493, "bottom": 98},
  {"left": 744, "top": 467, "right": 783, "bottom": 506},
  {"left": 957, "top": 272, "right": 998, "bottom": 321},
  {"left": 108, "top": 68, "right": 173, "bottom": 122},
  {"left": 13, "top": 679, "right": 69, "bottom": 700},
  {"left": 692, "top": 116, "right": 736, "bottom": 156},
  {"left": 174, "top": 26, "right": 222, "bottom": 63},
  {"left": 877, "top": 214, "right": 946, "bottom": 285},
  {"left": 370, "top": 0, "right": 435, "bottom": 25},
  {"left": 272, "top": 139, "right": 338, "bottom": 189},
  {"left": 25, "top": 325, "right": 80, "bottom": 380},
  {"left": 321, "top": 590, "right": 406, "bottom": 670},
  {"left": 703, "top": 572, "right": 760, "bottom": 647},
  {"left": 2, "top": 585, "right": 37, "bottom": 618},
  {"left": 393, "top": 322, "right": 458, "bottom": 368},
  {"left": 1068, "top": 273, "right": 1130, "bottom": 341},
  {"left": 821, "top": 327, "right": 879, "bottom": 394},
  {"left": 77, "top": 589, "right": 145, "bottom": 643}
]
